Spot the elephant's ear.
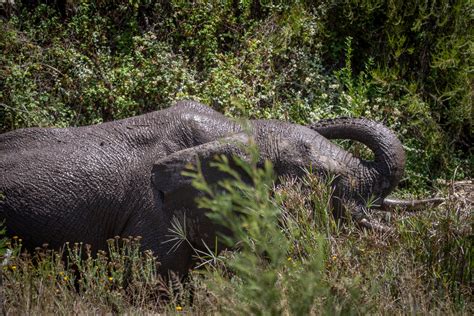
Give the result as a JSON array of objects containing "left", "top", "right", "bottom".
[
  {"left": 151, "top": 133, "right": 251, "bottom": 210},
  {"left": 152, "top": 149, "right": 199, "bottom": 199}
]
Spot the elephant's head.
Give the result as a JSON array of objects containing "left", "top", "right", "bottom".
[
  {"left": 152, "top": 117, "right": 435, "bottom": 248},
  {"left": 302, "top": 118, "right": 407, "bottom": 224}
]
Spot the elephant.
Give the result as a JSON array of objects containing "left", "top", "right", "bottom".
[{"left": 0, "top": 100, "right": 441, "bottom": 275}]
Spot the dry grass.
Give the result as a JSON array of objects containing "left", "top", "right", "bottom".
[{"left": 1, "top": 177, "right": 472, "bottom": 315}]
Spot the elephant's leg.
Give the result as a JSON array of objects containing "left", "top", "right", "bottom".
[{"left": 118, "top": 194, "right": 196, "bottom": 276}]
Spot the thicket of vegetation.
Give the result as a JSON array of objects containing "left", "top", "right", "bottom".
[{"left": 1, "top": 0, "right": 472, "bottom": 314}]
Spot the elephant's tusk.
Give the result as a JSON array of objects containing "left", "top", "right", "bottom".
[
  {"left": 358, "top": 218, "right": 394, "bottom": 234},
  {"left": 380, "top": 197, "right": 445, "bottom": 212}
]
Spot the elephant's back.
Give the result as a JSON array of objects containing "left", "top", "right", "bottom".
[
  {"left": 1, "top": 126, "right": 119, "bottom": 190},
  {"left": 1, "top": 127, "right": 72, "bottom": 152}
]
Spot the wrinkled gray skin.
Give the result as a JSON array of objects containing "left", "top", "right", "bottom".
[{"left": 0, "top": 100, "right": 405, "bottom": 275}]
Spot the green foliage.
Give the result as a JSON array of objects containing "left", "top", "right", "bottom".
[
  {"left": 331, "top": 37, "right": 460, "bottom": 191},
  {"left": 320, "top": 0, "right": 473, "bottom": 158},
  {"left": 0, "top": 223, "right": 6, "bottom": 257},
  {"left": 1, "top": 0, "right": 470, "bottom": 188},
  {"left": 0, "top": 6, "right": 197, "bottom": 128},
  {"left": 0, "top": 155, "right": 472, "bottom": 313},
  {"left": 0, "top": 2, "right": 472, "bottom": 313},
  {"left": 185, "top": 147, "right": 361, "bottom": 315}
]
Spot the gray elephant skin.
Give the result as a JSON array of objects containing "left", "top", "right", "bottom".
[{"left": 0, "top": 100, "right": 406, "bottom": 275}]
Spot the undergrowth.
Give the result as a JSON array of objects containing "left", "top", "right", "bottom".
[
  {"left": 1, "top": 155, "right": 471, "bottom": 314},
  {"left": 1, "top": 0, "right": 472, "bottom": 190},
  {"left": 0, "top": 1, "right": 472, "bottom": 314}
]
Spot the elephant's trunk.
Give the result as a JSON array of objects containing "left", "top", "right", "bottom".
[{"left": 308, "top": 118, "right": 406, "bottom": 198}]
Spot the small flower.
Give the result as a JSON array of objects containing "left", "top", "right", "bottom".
[
  {"left": 175, "top": 305, "right": 183, "bottom": 311},
  {"left": 12, "top": 236, "right": 18, "bottom": 240},
  {"left": 287, "top": 257, "right": 292, "bottom": 261},
  {"left": 63, "top": 276, "right": 69, "bottom": 281},
  {"left": 332, "top": 255, "right": 337, "bottom": 261},
  {"left": 108, "top": 276, "right": 113, "bottom": 281},
  {"left": 11, "top": 265, "right": 17, "bottom": 271},
  {"left": 59, "top": 271, "right": 64, "bottom": 276}
]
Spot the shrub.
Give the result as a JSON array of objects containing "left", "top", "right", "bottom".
[
  {"left": 320, "top": 0, "right": 473, "bottom": 167},
  {"left": 0, "top": 152, "right": 471, "bottom": 313},
  {"left": 0, "top": 2, "right": 472, "bottom": 312}
]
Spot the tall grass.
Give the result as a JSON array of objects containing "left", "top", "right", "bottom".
[{"left": 1, "top": 154, "right": 471, "bottom": 314}]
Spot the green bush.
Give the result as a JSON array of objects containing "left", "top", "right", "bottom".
[
  {"left": 0, "top": 2, "right": 472, "bottom": 312},
  {"left": 2, "top": 149, "right": 471, "bottom": 313},
  {"left": 1, "top": 0, "right": 470, "bottom": 189},
  {"left": 320, "top": 0, "right": 473, "bottom": 172},
  {"left": 183, "top": 146, "right": 365, "bottom": 315}
]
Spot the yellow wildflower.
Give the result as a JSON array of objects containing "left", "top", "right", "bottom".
[
  {"left": 11, "top": 265, "right": 17, "bottom": 270},
  {"left": 108, "top": 277, "right": 113, "bottom": 281},
  {"left": 332, "top": 255, "right": 337, "bottom": 261},
  {"left": 63, "top": 276, "right": 69, "bottom": 281},
  {"left": 287, "top": 257, "right": 292, "bottom": 261},
  {"left": 176, "top": 305, "right": 183, "bottom": 311}
]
